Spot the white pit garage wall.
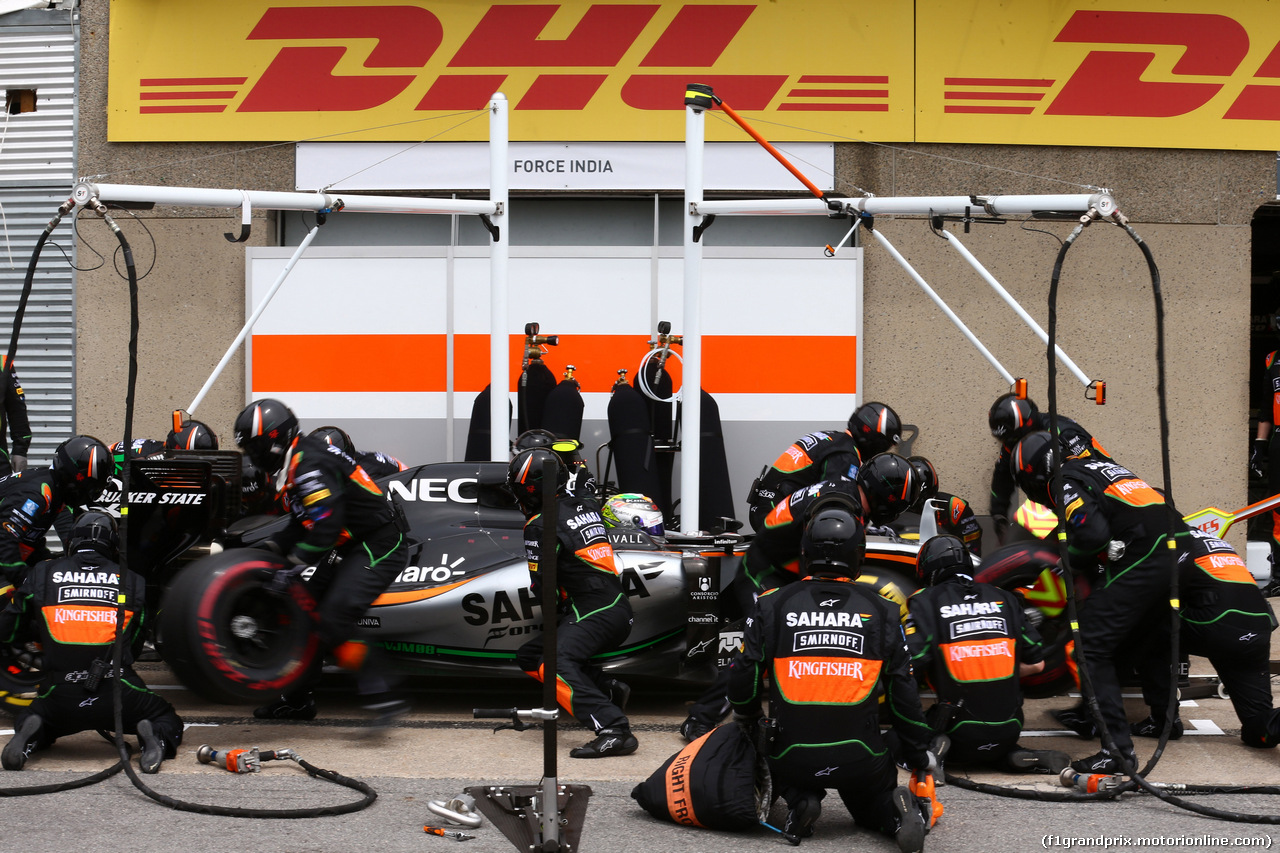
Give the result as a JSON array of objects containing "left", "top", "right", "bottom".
[{"left": 248, "top": 142, "right": 861, "bottom": 529}]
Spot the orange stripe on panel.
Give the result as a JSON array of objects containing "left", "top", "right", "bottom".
[
  {"left": 703, "top": 336, "right": 856, "bottom": 394},
  {"left": 252, "top": 335, "right": 446, "bottom": 392}
]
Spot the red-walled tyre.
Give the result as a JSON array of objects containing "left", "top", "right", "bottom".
[{"left": 158, "top": 548, "right": 320, "bottom": 705}]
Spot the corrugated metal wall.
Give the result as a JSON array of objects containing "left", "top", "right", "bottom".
[{"left": 0, "top": 16, "right": 77, "bottom": 463}]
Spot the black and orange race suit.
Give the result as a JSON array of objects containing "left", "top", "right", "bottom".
[
  {"left": 0, "top": 468, "right": 69, "bottom": 586},
  {"left": 0, "top": 356, "right": 32, "bottom": 479},
  {"left": 906, "top": 578, "right": 1044, "bottom": 763},
  {"left": 267, "top": 434, "right": 407, "bottom": 654},
  {"left": 1057, "top": 453, "right": 1173, "bottom": 755},
  {"left": 516, "top": 493, "right": 634, "bottom": 732},
  {"left": 1174, "top": 524, "right": 1280, "bottom": 747},
  {"left": 728, "top": 575, "right": 932, "bottom": 835},
  {"left": 989, "top": 414, "right": 1103, "bottom": 519},
  {"left": 747, "top": 430, "right": 862, "bottom": 531},
  {"left": 0, "top": 550, "right": 182, "bottom": 756},
  {"left": 354, "top": 449, "right": 406, "bottom": 480},
  {"left": 742, "top": 479, "right": 865, "bottom": 595}
]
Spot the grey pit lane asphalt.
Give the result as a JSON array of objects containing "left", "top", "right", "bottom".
[{"left": 2, "top": 660, "right": 1280, "bottom": 853}]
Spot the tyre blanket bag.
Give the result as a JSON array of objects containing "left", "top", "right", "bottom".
[{"left": 630, "top": 723, "right": 763, "bottom": 831}]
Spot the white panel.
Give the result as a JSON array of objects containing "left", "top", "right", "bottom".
[
  {"left": 0, "top": 26, "right": 76, "bottom": 186},
  {"left": 248, "top": 256, "right": 449, "bottom": 334},
  {"left": 296, "top": 142, "right": 835, "bottom": 193}
]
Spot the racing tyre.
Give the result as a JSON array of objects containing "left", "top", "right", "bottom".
[
  {"left": 158, "top": 548, "right": 321, "bottom": 704},
  {"left": 0, "top": 649, "right": 41, "bottom": 714}
]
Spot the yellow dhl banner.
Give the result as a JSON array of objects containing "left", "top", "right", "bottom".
[
  {"left": 107, "top": 0, "right": 1280, "bottom": 150},
  {"left": 107, "top": 0, "right": 914, "bottom": 143}
]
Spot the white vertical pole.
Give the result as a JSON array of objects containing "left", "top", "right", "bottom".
[
  {"left": 489, "top": 93, "right": 510, "bottom": 462},
  {"left": 681, "top": 100, "right": 705, "bottom": 534}
]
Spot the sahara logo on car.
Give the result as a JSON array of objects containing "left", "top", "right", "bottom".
[{"left": 462, "top": 565, "right": 663, "bottom": 626}]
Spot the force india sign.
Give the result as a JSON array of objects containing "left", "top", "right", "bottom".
[{"left": 109, "top": 0, "right": 1280, "bottom": 150}]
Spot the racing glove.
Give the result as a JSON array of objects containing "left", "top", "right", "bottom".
[
  {"left": 266, "top": 564, "right": 308, "bottom": 596},
  {"left": 9, "top": 455, "right": 25, "bottom": 473},
  {"left": 1251, "top": 439, "right": 1269, "bottom": 481}
]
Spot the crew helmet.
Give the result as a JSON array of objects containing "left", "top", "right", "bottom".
[
  {"left": 52, "top": 436, "right": 112, "bottom": 506},
  {"left": 310, "top": 425, "right": 356, "bottom": 456},
  {"left": 602, "top": 493, "right": 664, "bottom": 537},
  {"left": 800, "top": 507, "right": 867, "bottom": 577},
  {"left": 908, "top": 456, "right": 940, "bottom": 503},
  {"left": 68, "top": 510, "right": 120, "bottom": 560},
  {"left": 856, "top": 452, "right": 919, "bottom": 524},
  {"left": 507, "top": 447, "right": 569, "bottom": 514},
  {"left": 234, "top": 399, "right": 299, "bottom": 477},
  {"left": 915, "top": 534, "right": 973, "bottom": 587},
  {"left": 167, "top": 419, "right": 218, "bottom": 451},
  {"left": 847, "top": 402, "right": 902, "bottom": 458},
  {"left": 1010, "top": 430, "right": 1057, "bottom": 507},
  {"left": 989, "top": 394, "right": 1039, "bottom": 446}
]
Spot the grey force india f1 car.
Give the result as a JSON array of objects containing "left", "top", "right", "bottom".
[{"left": 143, "top": 454, "right": 920, "bottom": 705}]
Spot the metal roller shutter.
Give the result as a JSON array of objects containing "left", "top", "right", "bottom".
[{"left": 0, "top": 14, "right": 77, "bottom": 465}]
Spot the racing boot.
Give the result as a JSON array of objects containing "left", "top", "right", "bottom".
[
  {"left": 1070, "top": 747, "right": 1136, "bottom": 776},
  {"left": 890, "top": 785, "right": 926, "bottom": 853},
  {"left": 1004, "top": 748, "right": 1071, "bottom": 774},
  {"left": 781, "top": 789, "right": 822, "bottom": 839},
  {"left": 362, "top": 696, "right": 411, "bottom": 731},
  {"left": 253, "top": 691, "right": 317, "bottom": 721},
  {"left": 1050, "top": 704, "right": 1098, "bottom": 738},
  {"left": 2, "top": 716, "right": 41, "bottom": 771},
  {"left": 569, "top": 727, "right": 638, "bottom": 758},
  {"left": 137, "top": 719, "right": 164, "bottom": 774},
  {"left": 1130, "top": 712, "right": 1184, "bottom": 740}
]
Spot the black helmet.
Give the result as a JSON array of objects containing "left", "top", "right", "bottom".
[
  {"left": 68, "top": 510, "right": 120, "bottom": 560},
  {"left": 507, "top": 447, "right": 569, "bottom": 514},
  {"left": 908, "top": 456, "right": 939, "bottom": 503},
  {"left": 915, "top": 534, "right": 973, "bottom": 587},
  {"left": 310, "top": 425, "right": 355, "bottom": 455},
  {"left": 513, "top": 429, "right": 558, "bottom": 453},
  {"left": 804, "top": 479, "right": 864, "bottom": 523},
  {"left": 110, "top": 438, "right": 165, "bottom": 475},
  {"left": 167, "top": 419, "right": 218, "bottom": 451},
  {"left": 800, "top": 507, "right": 866, "bottom": 576},
  {"left": 52, "top": 435, "right": 112, "bottom": 506},
  {"left": 989, "top": 394, "right": 1038, "bottom": 446},
  {"left": 1010, "top": 430, "right": 1057, "bottom": 506},
  {"left": 847, "top": 402, "right": 901, "bottom": 458},
  {"left": 234, "top": 399, "right": 299, "bottom": 476},
  {"left": 856, "top": 452, "right": 918, "bottom": 524}
]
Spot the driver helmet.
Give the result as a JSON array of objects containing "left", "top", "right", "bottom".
[
  {"left": 234, "top": 399, "right": 299, "bottom": 477},
  {"left": 602, "top": 493, "right": 664, "bottom": 537},
  {"left": 52, "top": 435, "right": 112, "bottom": 507}
]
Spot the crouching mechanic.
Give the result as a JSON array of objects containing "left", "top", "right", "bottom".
[
  {"left": 234, "top": 399, "right": 410, "bottom": 724},
  {"left": 729, "top": 507, "right": 935, "bottom": 852},
  {"left": 906, "top": 535, "right": 1069, "bottom": 774},
  {"left": 0, "top": 512, "right": 182, "bottom": 772},
  {"left": 507, "top": 447, "right": 637, "bottom": 758}
]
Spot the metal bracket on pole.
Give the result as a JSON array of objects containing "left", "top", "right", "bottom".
[{"left": 224, "top": 192, "right": 252, "bottom": 243}]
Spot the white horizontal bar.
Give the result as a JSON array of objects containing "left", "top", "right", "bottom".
[
  {"left": 72, "top": 182, "right": 496, "bottom": 216},
  {"left": 694, "top": 192, "right": 1116, "bottom": 218}
]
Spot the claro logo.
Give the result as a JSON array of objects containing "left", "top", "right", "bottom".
[
  {"left": 140, "top": 4, "right": 870, "bottom": 115},
  {"left": 950, "top": 11, "right": 1280, "bottom": 120}
]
